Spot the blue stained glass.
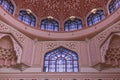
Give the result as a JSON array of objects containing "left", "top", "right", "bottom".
[
  {"left": 73, "top": 56, "right": 78, "bottom": 60},
  {"left": 40, "top": 19, "right": 59, "bottom": 31},
  {"left": 65, "top": 55, "right": 72, "bottom": 60},
  {"left": 109, "top": 0, "right": 120, "bottom": 13},
  {"left": 50, "top": 55, "right": 57, "bottom": 60},
  {"left": 44, "top": 47, "right": 79, "bottom": 72},
  {"left": 64, "top": 18, "right": 83, "bottom": 31},
  {"left": 18, "top": 10, "right": 36, "bottom": 27},
  {"left": 74, "top": 61, "right": 78, "bottom": 65},
  {"left": 87, "top": 10, "right": 105, "bottom": 26},
  {"left": 0, "top": 0, "right": 14, "bottom": 14},
  {"left": 45, "top": 61, "right": 48, "bottom": 65},
  {"left": 56, "top": 58, "right": 66, "bottom": 72}
]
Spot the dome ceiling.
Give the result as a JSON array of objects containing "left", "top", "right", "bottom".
[{"left": 14, "top": 0, "right": 108, "bottom": 21}]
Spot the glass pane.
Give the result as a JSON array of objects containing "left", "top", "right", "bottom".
[
  {"left": 44, "top": 47, "right": 78, "bottom": 72},
  {"left": 18, "top": 10, "right": 36, "bottom": 26},
  {"left": 0, "top": 0, "right": 14, "bottom": 14},
  {"left": 64, "top": 18, "right": 82, "bottom": 31},
  {"left": 40, "top": 19, "right": 59, "bottom": 31},
  {"left": 109, "top": 0, "right": 120, "bottom": 13},
  {"left": 87, "top": 10, "right": 104, "bottom": 26}
]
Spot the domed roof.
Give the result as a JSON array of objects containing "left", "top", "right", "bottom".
[
  {"left": 14, "top": 0, "right": 108, "bottom": 21},
  {"left": 1, "top": 0, "right": 120, "bottom": 40}
]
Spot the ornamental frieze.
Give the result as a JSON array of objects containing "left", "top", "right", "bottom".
[{"left": 0, "top": 21, "right": 25, "bottom": 44}]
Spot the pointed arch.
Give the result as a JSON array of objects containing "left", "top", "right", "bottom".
[
  {"left": 64, "top": 18, "right": 83, "bottom": 31},
  {"left": 0, "top": 35, "right": 17, "bottom": 67},
  {"left": 105, "top": 35, "right": 120, "bottom": 66},
  {"left": 40, "top": 18, "right": 59, "bottom": 31},
  {"left": 0, "top": 33, "right": 22, "bottom": 68},
  {"left": 100, "top": 33, "right": 120, "bottom": 64},
  {"left": 43, "top": 47, "right": 79, "bottom": 72},
  {"left": 87, "top": 10, "right": 105, "bottom": 26},
  {"left": 18, "top": 10, "right": 36, "bottom": 27}
]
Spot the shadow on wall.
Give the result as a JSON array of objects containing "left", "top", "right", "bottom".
[
  {"left": 0, "top": 33, "right": 27, "bottom": 70},
  {"left": 105, "top": 35, "right": 120, "bottom": 67}
]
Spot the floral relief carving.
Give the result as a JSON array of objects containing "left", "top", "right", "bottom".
[
  {"left": 84, "top": 0, "right": 108, "bottom": 15},
  {"left": 63, "top": 0, "right": 81, "bottom": 10},
  {"left": 0, "top": 47, "right": 15, "bottom": 60},
  {"left": 45, "top": 41, "right": 78, "bottom": 53},
  {"left": 46, "top": 42, "right": 58, "bottom": 50},
  {"left": 96, "top": 33, "right": 107, "bottom": 43},
  {"left": 0, "top": 33, "right": 23, "bottom": 69},
  {"left": 10, "top": 29, "right": 25, "bottom": 44},
  {"left": 0, "top": 23, "right": 8, "bottom": 31},
  {"left": 105, "top": 47, "right": 120, "bottom": 67},
  {"left": 0, "top": 47, "right": 17, "bottom": 67},
  {"left": 42, "top": 0, "right": 61, "bottom": 19},
  {"left": 0, "top": 21, "right": 25, "bottom": 44},
  {"left": 14, "top": 0, "right": 108, "bottom": 21},
  {"left": 43, "top": 0, "right": 60, "bottom": 9},
  {"left": 96, "top": 25, "right": 120, "bottom": 46},
  {"left": 12, "top": 39, "right": 22, "bottom": 64},
  {"left": 65, "top": 42, "right": 76, "bottom": 50},
  {"left": 15, "top": 32, "right": 25, "bottom": 43}
]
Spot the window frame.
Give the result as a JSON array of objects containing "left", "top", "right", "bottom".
[
  {"left": 87, "top": 10, "right": 105, "bottom": 26},
  {"left": 43, "top": 47, "right": 79, "bottom": 72},
  {"left": 64, "top": 18, "right": 83, "bottom": 31},
  {"left": 108, "top": 0, "right": 120, "bottom": 13},
  {"left": 40, "top": 18, "right": 59, "bottom": 32},
  {"left": 18, "top": 10, "right": 36, "bottom": 27},
  {"left": 0, "top": 0, "right": 14, "bottom": 14}
]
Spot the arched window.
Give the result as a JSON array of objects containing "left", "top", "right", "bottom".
[
  {"left": 40, "top": 18, "right": 59, "bottom": 31},
  {"left": 64, "top": 18, "right": 83, "bottom": 31},
  {"left": 109, "top": 0, "right": 120, "bottom": 13},
  {"left": 87, "top": 10, "right": 105, "bottom": 26},
  {"left": 0, "top": 0, "right": 14, "bottom": 14},
  {"left": 18, "top": 10, "right": 36, "bottom": 27},
  {"left": 44, "top": 47, "right": 79, "bottom": 72}
]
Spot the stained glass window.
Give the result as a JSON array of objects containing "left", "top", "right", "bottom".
[
  {"left": 64, "top": 18, "right": 83, "bottom": 31},
  {"left": 0, "top": 0, "right": 14, "bottom": 14},
  {"left": 44, "top": 47, "right": 79, "bottom": 72},
  {"left": 18, "top": 10, "right": 36, "bottom": 27},
  {"left": 109, "top": 0, "right": 120, "bottom": 13},
  {"left": 87, "top": 10, "right": 105, "bottom": 26},
  {"left": 41, "top": 18, "right": 59, "bottom": 31}
]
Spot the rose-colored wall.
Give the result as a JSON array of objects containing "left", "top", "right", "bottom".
[
  {"left": 32, "top": 41, "right": 89, "bottom": 69},
  {"left": 0, "top": 19, "right": 120, "bottom": 79},
  {"left": 0, "top": 6, "right": 120, "bottom": 40},
  {"left": 0, "top": 4, "right": 120, "bottom": 79}
]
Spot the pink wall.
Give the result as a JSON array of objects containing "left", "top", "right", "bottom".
[
  {"left": 0, "top": 7, "right": 120, "bottom": 40},
  {"left": 0, "top": 4, "right": 120, "bottom": 79}
]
